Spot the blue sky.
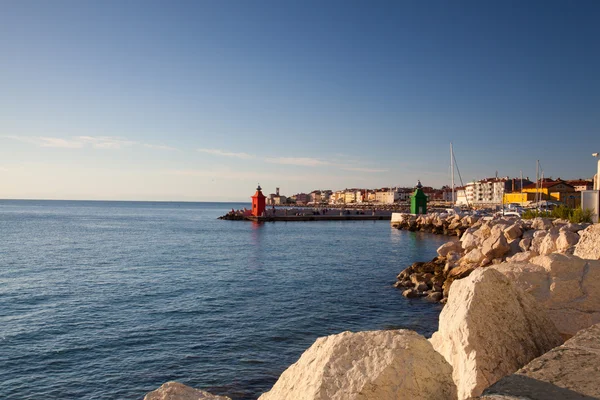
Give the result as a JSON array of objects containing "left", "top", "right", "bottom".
[{"left": 1, "top": 1, "right": 599, "bottom": 201}]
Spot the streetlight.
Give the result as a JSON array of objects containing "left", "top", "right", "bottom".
[{"left": 594, "top": 153, "right": 600, "bottom": 190}]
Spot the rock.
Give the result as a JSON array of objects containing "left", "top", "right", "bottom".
[
  {"left": 437, "top": 240, "right": 463, "bottom": 257},
  {"left": 530, "top": 231, "right": 547, "bottom": 254},
  {"left": 555, "top": 230, "right": 579, "bottom": 253},
  {"left": 561, "top": 222, "right": 585, "bottom": 233},
  {"left": 552, "top": 218, "right": 570, "bottom": 226},
  {"left": 430, "top": 268, "right": 562, "bottom": 400},
  {"left": 461, "top": 232, "right": 479, "bottom": 252},
  {"left": 481, "top": 230, "right": 510, "bottom": 260},
  {"left": 537, "top": 233, "right": 558, "bottom": 255},
  {"left": 402, "top": 288, "right": 419, "bottom": 298},
  {"left": 258, "top": 330, "right": 457, "bottom": 400},
  {"left": 574, "top": 223, "right": 600, "bottom": 259},
  {"left": 144, "top": 382, "right": 231, "bottom": 400},
  {"left": 492, "top": 254, "right": 600, "bottom": 336},
  {"left": 503, "top": 224, "right": 522, "bottom": 241},
  {"left": 462, "top": 248, "right": 486, "bottom": 264},
  {"left": 410, "top": 274, "right": 426, "bottom": 285},
  {"left": 505, "top": 251, "right": 537, "bottom": 263},
  {"left": 415, "top": 282, "right": 429, "bottom": 292},
  {"left": 504, "top": 238, "right": 522, "bottom": 260},
  {"left": 518, "top": 237, "right": 532, "bottom": 252},
  {"left": 480, "top": 323, "right": 600, "bottom": 399},
  {"left": 532, "top": 217, "right": 553, "bottom": 230},
  {"left": 427, "top": 292, "right": 444, "bottom": 302}
]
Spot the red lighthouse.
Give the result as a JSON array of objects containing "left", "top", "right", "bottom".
[{"left": 251, "top": 184, "right": 266, "bottom": 217}]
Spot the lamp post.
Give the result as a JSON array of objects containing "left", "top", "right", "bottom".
[{"left": 593, "top": 153, "right": 600, "bottom": 190}]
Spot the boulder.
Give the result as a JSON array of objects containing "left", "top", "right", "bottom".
[
  {"left": 259, "top": 330, "right": 457, "bottom": 400},
  {"left": 437, "top": 240, "right": 463, "bottom": 257},
  {"left": 574, "top": 223, "right": 600, "bottom": 260},
  {"left": 481, "top": 230, "right": 510, "bottom": 260},
  {"left": 530, "top": 231, "right": 547, "bottom": 254},
  {"left": 480, "top": 323, "right": 600, "bottom": 399},
  {"left": 430, "top": 268, "right": 562, "bottom": 400},
  {"left": 462, "top": 248, "right": 486, "bottom": 264},
  {"left": 492, "top": 254, "right": 600, "bottom": 336},
  {"left": 555, "top": 230, "right": 579, "bottom": 253},
  {"left": 144, "top": 382, "right": 231, "bottom": 400},
  {"left": 561, "top": 222, "right": 585, "bottom": 233},
  {"left": 505, "top": 251, "right": 537, "bottom": 263},
  {"left": 518, "top": 237, "right": 532, "bottom": 252},
  {"left": 460, "top": 232, "right": 479, "bottom": 252},
  {"left": 503, "top": 224, "right": 522, "bottom": 241},
  {"left": 537, "top": 233, "right": 558, "bottom": 255},
  {"left": 532, "top": 217, "right": 553, "bottom": 230}
]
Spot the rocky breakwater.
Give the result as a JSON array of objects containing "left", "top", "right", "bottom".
[
  {"left": 391, "top": 212, "right": 480, "bottom": 237},
  {"left": 395, "top": 216, "right": 590, "bottom": 303}
]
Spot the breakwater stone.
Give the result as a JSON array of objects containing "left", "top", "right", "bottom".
[{"left": 258, "top": 330, "right": 457, "bottom": 400}]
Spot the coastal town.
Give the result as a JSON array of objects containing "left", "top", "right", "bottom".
[{"left": 265, "top": 176, "right": 594, "bottom": 209}]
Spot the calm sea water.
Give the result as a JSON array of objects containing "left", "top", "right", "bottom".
[{"left": 1, "top": 200, "right": 449, "bottom": 400}]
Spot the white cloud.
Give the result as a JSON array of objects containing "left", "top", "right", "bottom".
[
  {"left": 264, "top": 157, "right": 330, "bottom": 167},
  {"left": 38, "top": 137, "right": 84, "bottom": 148},
  {"left": 2, "top": 135, "right": 83, "bottom": 148},
  {"left": 143, "top": 143, "right": 178, "bottom": 151},
  {"left": 197, "top": 148, "right": 255, "bottom": 159},
  {"left": 77, "top": 136, "right": 137, "bottom": 149},
  {"left": 3, "top": 135, "right": 178, "bottom": 151}
]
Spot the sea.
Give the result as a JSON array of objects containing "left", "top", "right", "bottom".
[{"left": 0, "top": 200, "right": 450, "bottom": 400}]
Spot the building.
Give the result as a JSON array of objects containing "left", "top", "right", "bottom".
[
  {"left": 374, "top": 187, "right": 402, "bottom": 204},
  {"left": 294, "top": 193, "right": 310, "bottom": 205},
  {"left": 520, "top": 179, "right": 579, "bottom": 207},
  {"left": 267, "top": 187, "right": 287, "bottom": 205},
  {"left": 567, "top": 179, "right": 594, "bottom": 191},
  {"left": 465, "top": 178, "right": 512, "bottom": 206},
  {"left": 455, "top": 187, "right": 468, "bottom": 205}
]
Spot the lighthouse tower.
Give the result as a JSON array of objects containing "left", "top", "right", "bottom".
[{"left": 251, "top": 184, "right": 266, "bottom": 217}]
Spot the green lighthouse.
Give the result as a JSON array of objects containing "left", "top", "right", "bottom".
[{"left": 410, "top": 180, "right": 428, "bottom": 215}]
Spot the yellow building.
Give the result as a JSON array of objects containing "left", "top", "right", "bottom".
[
  {"left": 506, "top": 179, "right": 580, "bottom": 207},
  {"left": 503, "top": 192, "right": 537, "bottom": 205}
]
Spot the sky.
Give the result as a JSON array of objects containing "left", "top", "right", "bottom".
[{"left": 1, "top": 0, "right": 599, "bottom": 201}]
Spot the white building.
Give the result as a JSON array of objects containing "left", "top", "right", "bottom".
[
  {"left": 465, "top": 178, "right": 510, "bottom": 205},
  {"left": 375, "top": 188, "right": 402, "bottom": 204}
]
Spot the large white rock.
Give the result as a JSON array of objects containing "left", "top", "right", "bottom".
[
  {"left": 555, "top": 230, "right": 579, "bottom": 253},
  {"left": 144, "top": 382, "right": 231, "bottom": 400},
  {"left": 537, "top": 232, "right": 558, "bottom": 255},
  {"left": 492, "top": 254, "right": 600, "bottom": 336},
  {"left": 481, "top": 230, "right": 510, "bottom": 260},
  {"left": 437, "top": 240, "right": 463, "bottom": 257},
  {"left": 259, "top": 330, "right": 457, "bottom": 400},
  {"left": 503, "top": 224, "right": 522, "bottom": 241},
  {"left": 461, "top": 232, "right": 480, "bottom": 252},
  {"left": 480, "top": 323, "right": 600, "bottom": 399},
  {"left": 462, "top": 248, "right": 486, "bottom": 265},
  {"left": 573, "top": 223, "right": 600, "bottom": 259},
  {"left": 430, "top": 268, "right": 562, "bottom": 400}
]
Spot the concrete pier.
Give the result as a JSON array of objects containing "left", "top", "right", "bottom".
[{"left": 246, "top": 214, "right": 392, "bottom": 222}]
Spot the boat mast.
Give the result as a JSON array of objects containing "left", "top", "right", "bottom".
[
  {"left": 520, "top": 170, "right": 523, "bottom": 206},
  {"left": 451, "top": 143, "right": 455, "bottom": 206},
  {"left": 536, "top": 160, "right": 540, "bottom": 206}
]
